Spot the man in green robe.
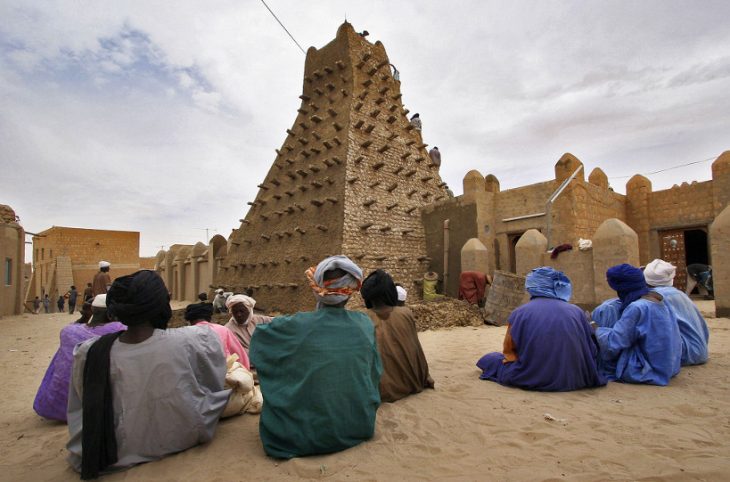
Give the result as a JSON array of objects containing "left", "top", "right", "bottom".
[{"left": 250, "top": 255, "right": 382, "bottom": 459}]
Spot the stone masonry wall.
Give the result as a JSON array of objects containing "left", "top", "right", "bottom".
[
  {"left": 649, "top": 181, "right": 715, "bottom": 229},
  {"left": 217, "top": 23, "right": 447, "bottom": 313}
]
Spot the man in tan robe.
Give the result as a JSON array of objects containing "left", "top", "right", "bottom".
[
  {"left": 361, "top": 269, "right": 434, "bottom": 402},
  {"left": 92, "top": 261, "right": 112, "bottom": 296},
  {"left": 224, "top": 294, "right": 272, "bottom": 352}
]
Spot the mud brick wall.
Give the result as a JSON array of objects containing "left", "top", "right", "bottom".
[
  {"left": 569, "top": 181, "right": 626, "bottom": 241},
  {"left": 649, "top": 181, "right": 715, "bottom": 229},
  {"left": 216, "top": 23, "right": 448, "bottom": 313},
  {"left": 0, "top": 205, "right": 25, "bottom": 316}
]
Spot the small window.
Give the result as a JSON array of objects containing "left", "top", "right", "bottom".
[{"left": 4, "top": 258, "right": 11, "bottom": 286}]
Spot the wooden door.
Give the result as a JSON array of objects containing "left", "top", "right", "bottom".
[{"left": 659, "top": 229, "right": 687, "bottom": 291}]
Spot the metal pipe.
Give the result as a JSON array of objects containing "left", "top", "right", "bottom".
[
  {"left": 546, "top": 165, "right": 584, "bottom": 247},
  {"left": 443, "top": 219, "right": 450, "bottom": 295},
  {"left": 502, "top": 212, "right": 546, "bottom": 223}
]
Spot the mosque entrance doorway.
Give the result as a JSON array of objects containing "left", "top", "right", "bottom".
[
  {"left": 659, "top": 227, "right": 709, "bottom": 292},
  {"left": 508, "top": 232, "right": 525, "bottom": 274}
]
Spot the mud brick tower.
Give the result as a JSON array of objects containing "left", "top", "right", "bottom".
[{"left": 216, "top": 22, "right": 449, "bottom": 312}]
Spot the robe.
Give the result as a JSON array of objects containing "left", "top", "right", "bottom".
[
  {"left": 652, "top": 286, "right": 709, "bottom": 366},
  {"left": 595, "top": 298, "right": 682, "bottom": 385},
  {"left": 66, "top": 326, "right": 229, "bottom": 472},
  {"left": 197, "top": 321, "right": 251, "bottom": 369},
  {"left": 458, "top": 271, "right": 488, "bottom": 305},
  {"left": 92, "top": 271, "right": 112, "bottom": 297},
  {"left": 224, "top": 314, "right": 272, "bottom": 352},
  {"left": 477, "top": 297, "right": 606, "bottom": 391},
  {"left": 34, "top": 322, "right": 126, "bottom": 422},
  {"left": 365, "top": 306, "right": 434, "bottom": 402},
  {"left": 250, "top": 306, "right": 382, "bottom": 459},
  {"left": 592, "top": 298, "right": 622, "bottom": 328}
]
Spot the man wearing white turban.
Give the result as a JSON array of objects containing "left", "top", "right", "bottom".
[
  {"left": 644, "top": 259, "right": 709, "bottom": 366},
  {"left": 92, "top": 261, "right": 112, "bottom": 297},
  {"left": 223, "top": 294, "right": 272, "bottom": 353},
  {"left": 250, "top": 255, "right": 382, "bottom": 459}
]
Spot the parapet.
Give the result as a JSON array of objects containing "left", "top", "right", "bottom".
[
  {"left": 626, "top": 174, "right": 652, "bottom": 194},
  {"left": 484, "top": 174, "right": 500, "bottom": 193},
  {"left": 554, "top": 153, "right": 585, "bottom": 182},
  {"left": 712, "top": 151, "right": 730, "bottom": 177},
  {"left": 588, "top": 168, "right": 609, "bottom": 190},
  {"left": 463, "top": 169, "right": 485, "bottom": 195}
]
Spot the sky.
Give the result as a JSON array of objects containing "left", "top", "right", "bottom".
[{"left": 2, "top": 1, "right": 729, "bottom": 258}]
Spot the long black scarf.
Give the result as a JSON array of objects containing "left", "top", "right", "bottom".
[{"left": 81, "top": 331, "right": 123, "bottom": 480}]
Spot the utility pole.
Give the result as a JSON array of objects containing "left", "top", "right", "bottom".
[{"left": 195, "top": 228, "right": 217, "bottom": 244}]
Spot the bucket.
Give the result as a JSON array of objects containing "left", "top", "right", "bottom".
[{"left": 483, "top": 270, "right": 528, "bottom": 326}]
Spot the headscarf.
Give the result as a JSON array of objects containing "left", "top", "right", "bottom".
[
  {"left": 226, "top": 294, "right": 256, "bottom": 324},
  {"left": 184, "top": 302, "right": 214, "bottom": 322},
  {"left": 525, "top": 267, "right": 572, "bottom": 302},
  {"left": 361, "top": 269, "right": 398, "bottom": 308},
  {"left": 106, "top": 270, "right": 172, "bottom": 329},
  {"left": 606, "top": 264, "right": 649, "bottom": 313},
  {"left": 396, "top": 286, "right": 408, "bottom": 302},
  {"left": 643, "top": 259, "right": 676, "bottom": 287},
  {"left": 305, "top": 255, "right": 363, "bottom": 308}
]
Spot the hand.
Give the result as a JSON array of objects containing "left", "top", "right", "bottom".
[{"left": 590, "top": 321, "right": 598, "bottom": 332}]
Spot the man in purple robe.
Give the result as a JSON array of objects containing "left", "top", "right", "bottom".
[{"left": 476, "top": 267, "right": 606, "bottom": 391}]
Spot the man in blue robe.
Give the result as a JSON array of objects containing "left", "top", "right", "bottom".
[
  {"left": 250, "top": 255, "right": 382, "bottom": 459},
  {"left": 476, "top": 267, "right": 606, "bottom": 391},
  {"left": 643, "top": 259, "right": 709, "bottom": 366},
  {"left": 594, "top": 264, "right": 682, "bottom": 386}
]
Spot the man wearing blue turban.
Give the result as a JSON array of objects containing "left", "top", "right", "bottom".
[
  {"left": 593, "top": 264, "right": 682, "bottom": 385},
  {"left": 476, "top": 267, "right": 606, "bottom": 391}
]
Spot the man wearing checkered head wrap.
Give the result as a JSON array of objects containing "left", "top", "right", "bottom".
[{"left": 250, "top": 255, "right": 381, "bottom": 459}]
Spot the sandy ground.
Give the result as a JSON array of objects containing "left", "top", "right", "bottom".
[{"left": 1, "top": 301, "right": 729, "bottom": 482}]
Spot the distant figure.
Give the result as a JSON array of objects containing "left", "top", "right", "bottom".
[
  {"left": 593, "top": 264, "right": 681, "bottom": 386},
  {"left": 361, "top": 269, "right": 434, "bottom": 403},
  {"left": 43, "top": 294, "right": 50, "bottom": 313},
  {"left": 477, "top": 267, "right": 606, "bottom": 392},
  {"left": 390, "top": 63, "right": 400, "bottom": 81},
  {"left": 32, "top": 296, "right": 41, "bottom": 314},
  {"left": 458, "top": 271, "right": 491, "bottom": 306},
  {"left": 686, "top": 263, "right": 713, "bottom": 299},
  {"left": 410, "top": 113, "right": 422, "bottom": 131},
  {"left": 83, "top": 283, "right": 93, "bottom": 302},
  {"left": 358, "top": 30, "right": 369, "bottom": 38},
  {"left": 92, "top": 261, "right": 112, "bottom": 297},
  {"left": 34, "top": 294, "right": 126, "bottom": 422},
  {"left": 197, "top": 292, "right": 208, "bottom": 302},
  {"left": 66, "top": 270, "right": 229, "bottom": 478},
  {"left": 57, "top": 295, "right": 65, "bottom": 313},
  {"left": 213, "top": 288, "right": 228, "bottom": 313},
  {"left": 224, "top": 294, "right": 272, "bottom": 353},
  {"left": 395, "top": 284, "right": 407, "bottom": 306},
  {"left": 428, "top": 146, "right": 441, "bottom": 167},
  {"left": 444, "top": 184, "right": 454, "bottom": 197},
  {"left": 250, "top": 255, "right": 381, "bottom": 459},
  {"left": 67, "top": 286, "right": 78, "bottom": 314},
  {"left": 644, "top": 259, "right": 709, "bottom": 366}
]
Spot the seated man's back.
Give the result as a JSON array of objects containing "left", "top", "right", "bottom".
[
  {"left": 250, "top": 255, "right": 381, "bottom": 459},
  {"left": 66, "top": 270, "right": 229, "bottom": 478}
]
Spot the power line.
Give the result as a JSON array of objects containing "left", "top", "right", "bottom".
[
  {"left": 260, "top": 0, "right": 306, "bottom": 55},
  {"left": 608, "top": 155, "right": 716, "bottom": 180}
]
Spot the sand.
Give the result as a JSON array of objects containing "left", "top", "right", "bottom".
[{"left": 1, "top": 301, "right": 729, "bottom": 481}]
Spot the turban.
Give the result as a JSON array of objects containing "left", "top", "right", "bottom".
[
  {"left": 184, "top": 302, "right": 214, "bottom": 322},
  {"left": 606, "top": 264, "right": 648, "bottom": 313},
  {"left": 396, "top": 286, "right": 407, "bottom": 302},
  {"left": 106, "top": 270, "right": 171, "bottom": 329},
  {"left": 361, "top": 269, "right": 398, "bottom": 308},
  {"left": 525, "top": 267, "right": 572, "bottom": 302},
  {"left": 644, "top": 259, "right": 676, "bottom": 287},
  {"left": 92, "top": 294, "right": 107, "bottom": 308},
  {"left": 99, "top": 261, "right": 110, "bottom": 269},
  {"left": 226, "top": 294, "right": 255, "bottom": 323},
  {"left": 305, "top": 255, "right": 363, "bottom": 308}
]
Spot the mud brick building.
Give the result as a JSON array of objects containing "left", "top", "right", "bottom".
[
  {"left": 215, "top": 22, "right": 449, "bottom": 312},
  {"left": 29, "top": 226, "right": 143, "bottom": 303},
  {"left": 0, "top": 204, "right": 25, "bottom": 317},
  {"left": 424, "top": 151, "right": 730, "bottom": 298}
]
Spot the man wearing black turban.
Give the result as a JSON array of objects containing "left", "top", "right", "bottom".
[
  {"left": 361, "top": 269, "right": 434, "bottom": 402},
  {"left": 66, "top": 270, "right": 230, "bottom": 479}
]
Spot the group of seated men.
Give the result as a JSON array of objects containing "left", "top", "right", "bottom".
[
  {"left": 477, "top": 259, "right": 709, "bottom": 391},
  {"left": 33, "top": 254, "right": 709, "bottom": 478},
  {"left": 34, "top": 255, "right": 434, "bottom": 478}
]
